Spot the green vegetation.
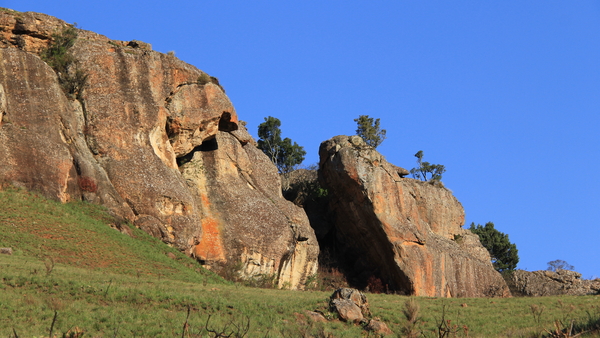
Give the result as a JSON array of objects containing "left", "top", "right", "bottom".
[
  {"left": 0, "top": 186, "right": 221, "bottom": 282},
  {"left": 1, "top": 187, "right": 599, "bottom": 337},
  {"left": 40, "top": 24, "right": 88, "bottom": 100},
  {"left": 354, "top": 115, "right": 387, "bottom": 148},
  {"left": 410, "top": 150, "right": 446, "bottom": 182},
  {"left": 197, "top": 72, "right": 226, "bottom": 93},
  {"left": 257, "top": 116, "right": 306, "bottom": 173},
  {"left": 469, "top": 222, "right": 520, "bottom": 273}
]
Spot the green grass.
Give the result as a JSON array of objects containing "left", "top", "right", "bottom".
[
  {"left": 1, "top": 186, "right": 599, "bottom": 337},
  {"left": 0, "top": 186, "right": 222, "bottom": 283}
]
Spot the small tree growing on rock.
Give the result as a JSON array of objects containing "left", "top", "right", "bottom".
[
  {"left": 257, "top": 116, "right": 306, "bottom": 173},
  {"left": 410, "top": 150, "right": 446, "bottom": 182},
  {"left": 354, "top": 115, "right": 386, "bottom": 148},
  {"left": 469, "top": 222, "right": 519, "bottom": 272},
  {"left": 547, "top": 259, "right": 575, "bottom": 272}
]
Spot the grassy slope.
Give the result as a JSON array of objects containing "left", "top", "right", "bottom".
[{"left": 0, "top": 187, "right": 599, "bottom": 337}]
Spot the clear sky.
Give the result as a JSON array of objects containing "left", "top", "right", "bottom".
[{"left": 6, "top": 1, "right": 599, "bottom": 279}]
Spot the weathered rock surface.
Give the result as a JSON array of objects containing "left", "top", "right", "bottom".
[
  {"left": 0, "top": 10, "right": 318, "bottom": 289},
  {"left": 319, "top": 135, "right": 510, "bottom": 297},
  {"left": 366, "top": 319, "right": 393, "bottom": 336},
  {"left": 508, "top": 270, "right": 600, "bottom": 296},
  {"left": 329, "top": 288, "right": 371, "bottom": 322}
]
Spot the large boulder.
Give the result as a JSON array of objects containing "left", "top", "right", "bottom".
[
  {"left": 329, "top": 288, "right": 370, "bottom": 322},
  {"left": 318, "top": 135, "right": 510, "bottom": 297},
  {"left": 0, "top": 10, "right": 318, "bottom": 289}
]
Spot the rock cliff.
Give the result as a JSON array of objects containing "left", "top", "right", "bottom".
[
  {"left": 318, "top": 135, "right": 510, "bottom": 297},
  {"left": 0, "top": 10, "right": 317, "bottom": 289}
]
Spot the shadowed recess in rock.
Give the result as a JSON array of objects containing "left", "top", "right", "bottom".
[
  {"left": 218, "top": 112, "right": 237, "bottom": 132},
  {"left": 199, "top": 137, "right": 218, "bottom": 151}
]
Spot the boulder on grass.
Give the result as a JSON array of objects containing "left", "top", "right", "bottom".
[
  {"left": 329, "top": 288, "right": 371, "bottom": 322},
  {"left": 367, "top": 319, "right": 393, "bottom": 335}
]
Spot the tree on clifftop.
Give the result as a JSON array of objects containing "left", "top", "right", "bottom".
[
  {"left": 354, "top": 115, "right": 386, "bottom": 148},
  {"left": 410, "top": 150, "right": 446, "bottom": 182},
  {"left": 257, "top": 116, "right": 306, "bottom": 173},
  {"left": 469, "top": 222, "right": 519, "bottom": 272}
]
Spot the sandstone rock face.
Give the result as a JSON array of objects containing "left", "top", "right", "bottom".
[
  {"left": 0, "top": 10, "right": 318, "bottom": 289},
  {"left": 181, "top": 130, "right": 318, "bottom": 288},
  {"left": 0, "top": 11, "right": 65, "bottom": 53},
  {"left": 319, "top": 135, "right": 510, "bottom": 297},
  {"left": 508, "top": 270, "right": 600, "bottom": 296}
]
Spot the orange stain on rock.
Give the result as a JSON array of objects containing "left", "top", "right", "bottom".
[
  {"left": 195, "top": 217, "right": 225, "bottom": 261},
  {"left": 195, "top": 194, "right": 225, "bottom": 261},
  {"left": 201, "top": 194, "right": 210, "bottom": 208}
]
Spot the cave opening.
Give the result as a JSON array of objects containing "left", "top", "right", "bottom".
[
  {"left": 174, "top": 137, "right": 219, "bottom": 168},
  {"left": 218, "top": 112, "right": 238, "bottom": 132},
  {"left": 199, "top": 137, "right": 218, "bottom": 151},
  {"left": 282, "top": 172, "right": 413, "bottom": 294}
]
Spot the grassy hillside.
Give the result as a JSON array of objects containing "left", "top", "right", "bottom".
[
  {"left": 0, "top": 186, "right": 223, "bottom": 283},
  {"left": 1, "top": 187, "right": 599, "bottom": 337}
]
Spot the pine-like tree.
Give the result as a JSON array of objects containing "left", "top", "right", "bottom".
[
  {"left": 469, "top": 222, "right": 519, "bottom": 272},
  {"left": 354, "top": 115, "right": 386, "bottom": 148}
]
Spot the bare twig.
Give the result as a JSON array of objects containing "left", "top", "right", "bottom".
[
  {"left": 182, "top": 305, "right": 191, "bottom": 338},
  {"left": 205, "top": 312, "right": 250, "bottom": 338},
  {"left": 49, "top": 310, "right": 58, "bottom": 338}
]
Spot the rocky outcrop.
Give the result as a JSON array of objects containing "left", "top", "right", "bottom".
[
  {"left": 182, "top": 130, "right": 318, "bottom": 288},
  {"left": 0, "top": 10, "right": 317, "bottom": 289},
  {"left": 508, "top": 270, "right": 600, "bottom": 296},
  {"left": 329, "top": 288, "right": 371, "bottom": 322},
  {"left": 318, "top": 135, "right": 510, "bottom": 297}
]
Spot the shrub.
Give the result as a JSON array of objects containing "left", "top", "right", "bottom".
[
  {"left": 197, "top": 72, "right": 211, "bottom": 85},
  {"left": 366, "top": 275, "right": 385, "bottom": 294},
  {"left": 40, "top": 24, "right": 88, "bottom": 100},
  {"left": 78, "top": 176, "right": 97, "bottom": 193}
]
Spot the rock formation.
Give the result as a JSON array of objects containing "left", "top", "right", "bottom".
[
  {"left": 329, "top": 288, "right": 371, "bottom": 322},
  {"left": 508, "top": 270, "right": 600, "bottom": 296},
  {"left": 0, "top": 10, "right": 317, "bottom": 289},
  {"left": 318, "top": 135, "right": 510, "bottom": 297}
]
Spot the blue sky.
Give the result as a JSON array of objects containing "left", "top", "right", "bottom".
[{"left": 6, "top": 1, "right": 599, "bottom": 279}]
